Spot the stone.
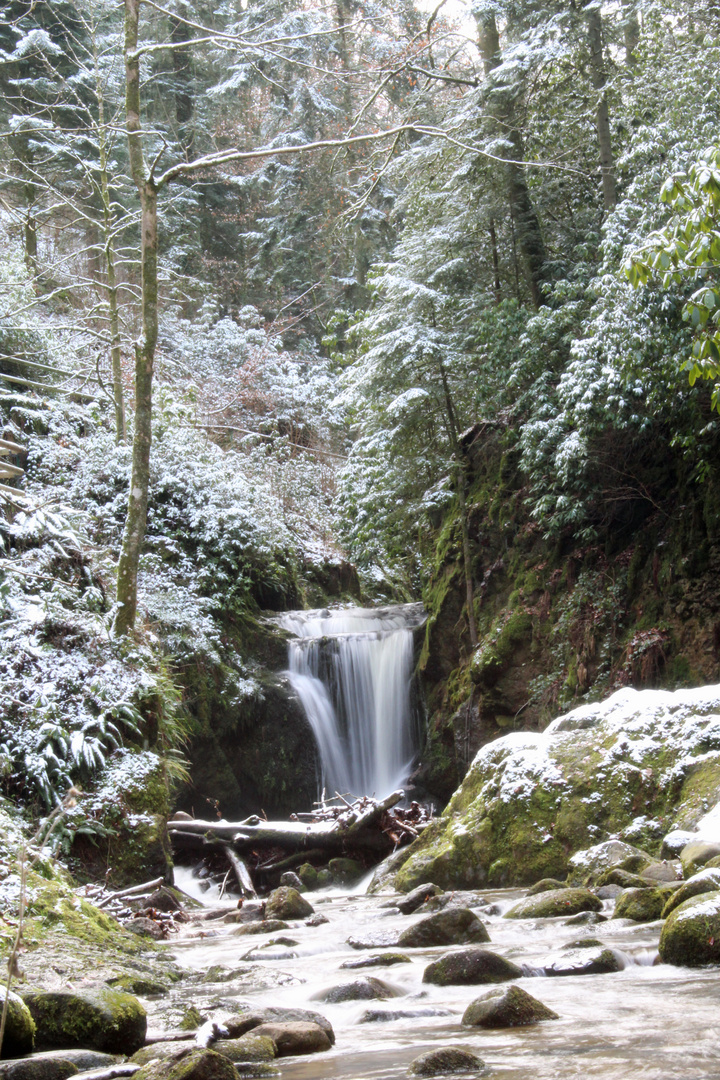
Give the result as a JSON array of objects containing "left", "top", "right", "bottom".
[
  {"left": 305, "top": 913, "right": 329, "bottom": 927},
  {"left": 596, "top": 885, "right": 623, "bottom": 900},
  {"left": 614, "top": 885, "right": 678, "bottom": 922},
  {"left": 398, "top": 908, "right": 489, "bottom": 948},
  {"left": 359, "top": 1009, "right": 452, "bottom": 1024},
  {"left": 408, "top": 1047, "right": 485, "bottom": 1076},
  {"left": 315, "top": 978, "right": 399, "bottom": 1003},
  {"left": 234, "top": 1066, "right": 278, "bottom": 1078},
  {"left": 659, "top": 893, "right": 720, "bottom": 966},
  {"left": 127, "top": 918, "right": 165, "bottom": 941},
  {"left": 22, "top": 986, "right": 146, "bottom": 1055},
  {"left": 316, "top": 870, "right": 333, "bottom": 888},
  {"left": 328, "top": 858, "right": 363, "bottom": 885},
  {"left": 595, "top": 869, "right": 651, "bottom": 890},
  {"left": 146, "top": 887, "right": 183, "bottom": 912},
  {"left": 680, "top": 842, "right": 720, "bottom": 879},
  {"left": 132, "top": 1045, "right": 191, "bottom": 1065},
  {"left": 504, "top": 888, "right": 602, "bottom": 920},
  {"left": 462, "top": 985, "right": 559, "bottom": 1028},
  {"left": 396, "top": 884, "right": 444, "bottom": 915},
  {"left": 248, "top": 1023, "right": 331, "bottom": 1057},
  {"left": 569, "top": 841, "right": 646, "bottom": 882},
  {"left": 278, "top": 873, "right": 305, "bottom": 892},
  {"left": 347, "top": 933, "right": 401, "bottom": 950},
  {"left": 8, "top": 1052, "right": 114, "bottom": 1073},
  {"left": 541, "top": 947, "right": 624, "bottom": 976},
  {"left": 526, "top": 879, "right": 568, "bottom": 895},
  {"left": 641, "top": 861, "right": 682, "bottom": 884},
  {"left": 232, "top": 921, "right": 289, "bottom": 937},
  {"left": 661, "top": 830, "right": 696, "bottom": 860},
  {"left": 661, "top": 869, "right": 720, "bottom": 918},
  {"left": 106, "top": 975, "right": 170, "bottom": 997},
  {"left": 340, "top": 953, "right": 411, "bottom": 969},
  {"left": 226, "top": 1008, "right": 334, "bottom": 1046},
  {"left": 296, "top": 864, "right": 318, "bottom": 890},
  {"left": 213, "top": 1037, "right": 276, "bottom": 1063},
  {"left": 0, "top": 988, "right": 35, "bottom": 1059},
  {"left": 265, "top": 888, "right": 314, "bottom": 920},
  {"left": 422, "top": 948, "right": 522, "bottom": 986},
  {"left": 563, "top": 910, "right": 607, "bottom": 926},
  {"left": 134, "top": 1049, "right": 238, "bottom": 1080}
]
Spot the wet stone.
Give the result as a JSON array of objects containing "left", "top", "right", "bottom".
[
  {"left": 340, "top": 952, "right": 411, "bottom": 969},
  {"left": 232, "top": 921, "right": 289, "bottom": 937},
  {"left": 134, "top": 1049, "right": 237, "bottom": 1080},
  {"left": 0, "top": 1059, "right": 78, "bottom": 1080},
  {"left": 347, "top": 932, "right": 400, "bottom": 950},
  {"left": 0, "top": 989, "right": 35, "bottom": 1060},
  {"left": 398, "top": 908, "right": 489, "bottom": 948},
  {"left": 213, "top": 1036, "right": 276, "bottom": 1063},
  {"left": 278, "top": 873, "right": 305, "bottom": 892},
  {"left": 504, "top": 888, "right": 602, "bottom": 920},
  {"left": 22, "top": 986, "right": 146, "bottom": 1055},
  {"left": 305, "top": 913, "right": 329, "bottom": 927},
  {"left": 358, "top": 1008, "right": 453, "bottom": 1024},
  {"left": 422, "top": 948, "right": 522, "bottom": 986},
  {"left": 526, "top": 878, "right": 568, "bottom": 895},
  {"left": 396, "top": 884, "right": 444, "bottom": 915},
  {"left": 248, "top": 1022, "right": 331, "bottom": 1057},
  {"left": 408, "top": 1047, "right": 486, "bottom": 1077},
  {"left": 564, "top": 910, "right": 607, "bottom": 926},
  {"left": 614, "top": 885, "right": 677, "bottom": 922},
  {"left": 660, "top": 869, "right": 720, "bottom": 918},
  {"left": 462, "top": 985, "right": 559, "bottom": 1028},
  {"left": 541, "top": 946, "right": 624, "bottom": 976},
  {"left": 226, "top": 1008, "right": 335, "bottom": 1045},
  {"left": 659, "top": 892, "right": 720, "bottom": 966},
  {"left": 265, "top": 888, "right": 314, "bottom": 920},
  {"left": 315, "top": 977, "right": 399, "bottom": 1003}
]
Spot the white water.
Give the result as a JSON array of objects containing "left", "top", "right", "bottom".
[{"left": 277, "top": 604, "right": 425, "bottom": 799}]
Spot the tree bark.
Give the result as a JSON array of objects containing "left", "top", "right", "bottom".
[
  {"left": 585, "top": 5, "right": 617, "bottom": 212},
  {"left": 623, "top": 2, "right": 640, "bottom": 68},
  {"left": 114, "top": 0, "right": 158, "bottom": 636}
]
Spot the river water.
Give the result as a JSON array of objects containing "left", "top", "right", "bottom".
[{"left": 156, "top": 877, "right": 720, "bottom": 1080}]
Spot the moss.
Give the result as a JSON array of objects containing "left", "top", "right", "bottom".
[
  {"left": 471, "top": 610, "right": 533, "bottom": 689},
  {"left": 675, "top": 756, "right": 720, "bottom": 830},
  {"left": 614, "top": 886, "right": 676, "bottom": 921},
  {"left": 659, "top": 893, "right": 720, "bottom": 966},
  {"left": 23, "top": 986, "right": 147, "bottom": 1054}
]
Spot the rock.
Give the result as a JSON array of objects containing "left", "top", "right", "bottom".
[
  {"left": 22, "top": 986, "right": 146, "bottom": 1055},
  {"left": 661, "top": 830, "right": 696, "bottom": 860},
  {"left": 0, "top": 988, "right": 35, "bottom": 1059},
  {"left": 146, "top": 887, "right": 183, "bottom": 912},
  {"left": 396, "top": 884, "right": 444, "bottom": 915},
  {"left": 640, "top": 861, "right": 681, "bottom": 883},
  {"left": 563, "top": 910, "right": 607, "bottom": 926},
  {"left": 127, "top": 918, "right": 165, "bottom": 941},
  {"left": 462, "top": 985, "right": 559, "bottom": 1028},
  {"left": 541, "top": 947, "right": 624, "bottom": 976},
  {"left": 328, "top": 858, "right": 363, "bottom": 885},
  {"left": 179, "top": 1007, "right": 205, "bottom": 1031},
  {"left": 232, "top": 921, "right": 289, "bottom": 936},
  {"left": 340, "top": 953, "right": 411, "bottom": 969},
  {"left": 347, "top": 933, "right": 400, "bottom": 950},
  {"left": 569, "top": 841, "right": 647, "bottom": 882},
  {"left": 680, "top": 842, "right": 720, "bottom": 879},
  {"left": 249, "top": 1023, "right": 331, "bottom": 1057},
  {"left": 659, "top": 892, "right": 720, "bottom": 966},
  {"left": 398, "top": 908, "right": 489, "bottom": 948},
  {"left": 562, "top": 937, "right": 607, "bottom": 949},
  {"left": 279, "top": 873, "right": 305, "bottom": 892},
  {"left": 132, "top": 1045, "right": 189, "bottom": 1065},
  {"left": 316, "top": 870, "right": 333, "bottom": 888},
  {"left": 616, "top": 853, "right": 658, "bottom": 875},
  {"left": 422, "top": 948, "right": 522, "bottom": 986},
  {"left": 526, "top": 879, "right": 568, "bottom": 895},
  {"left": 234, "top": 1066, "right": 278, "bottom": 1078},
  {"left": 614, "top": 884, "right": 679, "bottom": 921},
  {"left": 0, "top": 1060, "right": 77, "bottom": 1080},
  {"left": 359, "top": 1009, "right": 452, "bottom": 1024},
  {"left": 134, "top": 1049, "right": 238, "bottom": 1080},
  {"left": 106, "top": 975, "right": 170, "bottom": 997},
  {"left": 7, "top": 1052, "right": 115, "bottom": 1073},
  {"left": 596, "top": 885, "right": 623, "bottom": 900},
  {"left": 213, "top": 1037, "right": 276, "bottom": 1063},
  {"left": 296, "top": 864, "right": 317, "bottom": 890},
  {"left": 504, "top": 888, "right": 602, "bottom": 920},
  {"left": 315, "top": 978, "right": 399, "bottom": 1003},
  {"left": 265, "top": 887, "right": 314, "bottom": 920},
  {"left": 595, "top": 869, "right": 651, "bottom": 890},
  {"left": 305, "top": 913, "right": 329, "bottom": 927},
  {"left": 408, "top": 1047, "right": 485, "bottom": 1076},
  {"left": 661, "top": 869, "right": 720, "bottom": 918},
  {"left": 226, "top": 1008, "right": 334, "bottom": 1046}
]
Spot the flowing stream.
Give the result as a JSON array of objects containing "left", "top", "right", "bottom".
[
  {"left": 276, "top": 604, "right": 425, "bottom": 798},
  {"left": 157, "top": 879, "right": 718, "bottom": 1080}
]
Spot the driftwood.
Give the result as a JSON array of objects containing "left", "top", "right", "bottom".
[
  {"left": 221, "top": 844, "right": 257, "bottom": 898},
  {"left": 95, "top": 877, "right": 165, "bottom": 909}
]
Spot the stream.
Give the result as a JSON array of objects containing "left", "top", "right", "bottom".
[{"left": 150, "top": 874, "right": 720, "bottom": 1080}]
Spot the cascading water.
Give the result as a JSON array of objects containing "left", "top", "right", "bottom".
[{"left": 276, "top": 603, "right": 425, "bottom": 798}]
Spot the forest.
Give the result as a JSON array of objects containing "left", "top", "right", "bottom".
[{"left": 1, "top": 0, "right": 720, "bottom": 846}]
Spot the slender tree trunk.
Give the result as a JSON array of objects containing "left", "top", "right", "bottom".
[
  {"left": 623, "top": 2, "right": 640, "bottom": 68},
  {"left": 476, "top": 13, "right": 549, "bottom": 309},
  {"left": 170, "top": 3, "right": 194, "bottom": 159},
  {"left": 114, "top": 0, "right": 159, "bottom": 636},
  {"left": 585, "top": 5, "right": 617, "bottom": 212},
  {"left": 489, "top": 218, "right": 501, "bottom": 304},
  {"left": 22, "top": 170, "right": 37, "bottom": 278}
]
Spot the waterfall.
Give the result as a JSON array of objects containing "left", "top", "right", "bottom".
[{"left": 277, "top": 604, "right": 425, "bottom": 799}]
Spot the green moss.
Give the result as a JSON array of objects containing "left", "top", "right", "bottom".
[{"left": 471, "top": 609, "right": 533, "bottom": 688}]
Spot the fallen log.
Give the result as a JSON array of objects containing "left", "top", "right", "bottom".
[
  {"left": 221, "top": 844, "right": 257, "bottom": 899},
  {"left": 96, "top": 877, "right": 165, "bottom": 909}
]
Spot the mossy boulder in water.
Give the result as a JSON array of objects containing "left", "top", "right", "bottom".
[
  {"left": 315, "top": 978, "right": 398, "bottom": 1004},
  {"left": 614, "top": 885, "right": 678, "bottom": 922},
  {"left": 396, "top": 884, "right": 444, "bottom": 914},
  {"left": 398, "top": 908, "right": 489, "bottom": 948},
  {"left": 679, "top": 842, "right": 720, "bottom": 879},
  {"left": 248, "top": 1023, "right": 331, "bottom": 1057},
  {"left": 422, "top": 948, "right": 521, "bottom": 986},
  {"left": 135, "top": 1050, "right": 238, "bottom": 1080},
  {"left": 504, "top": 888, "right": 601, "bottom": 920},
  {"left": 541, "top": 946, "right": 624, "bottom": 976},
  {"left": 23, "top": 986, "right": 146, "bottom": 1054},
  {"left": 526, "top": 879, "right": 567, "bottom": 895},
  {"left": 0, "top": 988, "right": 36, "bottom": 1059},
  {"left": 462, "top": 985, "right": 558, "bottom": 1028},
  {"left": 0, "top": 1058, "right": 77, "bottom": 1080},
  {"left": 659, "top": 893, "right": 720, "bottom": 965},
  {"left": 213, "top": 1037, "right": 276, "bottom": 1063},
  {"left": 661, "top": 869, "right": 720, "bottom": 918},
  {"left": 265, "top": 887, "right": 314, "bottom": 920},
  {"left": 408, "top": 1048, "right": 486, "bottom": 1076},
  {"left": 328, "top": 858, "right": 363, "bottom": 885},
  {"left": 395, "top": 686, "right": 720, "bottom": 890}
]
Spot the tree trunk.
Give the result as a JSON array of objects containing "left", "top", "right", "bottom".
[
  {"left": 114, "top": 0, "right": 158, "bottom": 636},
  {"left": 96, "top": 89, "right": 126, "bottom": 443},
  {"left": 170, "top": 4, "right": 194, "bottom": 159},
  {"left": 585, "top": 5, "right": 617, "bottom": 212},
  {"left": 623, "top": 2, "right": 640, "bottom": 68}
]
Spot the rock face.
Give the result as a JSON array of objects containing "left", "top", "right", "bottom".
[
  {"left": 265, "top": 887, "right": 314, "bottom": 920},
  {"left": 462, "top": 985, "right": 559, "bottom": 1028},
  {"left": 22, "top": 986, "right": 146, "bottom": 1055},
  {"left": 408, "top": 1048, "right": 485, "bottom": 1076},
  {"left": 504, "top": 889, "right": 602, "bottom": 920},
  {"left": 0, "top": 989, "right": 36, "bottom": 1059},
  {"left": 659, "top": 893, "right": 720, "bottom": 966},
  {"left": 395, "top": 686, "right": 720, "bottom": 890},
  {"left": 398, "top": 908, "right": 489, "bottom": 948},
  {"left": 422, "top": 948, "right": 522, "bottom": 986}
]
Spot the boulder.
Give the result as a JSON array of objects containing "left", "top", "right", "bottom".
[
  {"left": 347, "top": 933, "right": 400, "bottom": 951},
  {"left": 265, "top": 888, "right": 314, "bottom": 920},
  {"left": 106, "top": 975, "right": 170, "bottom": 997},
  {"left": 315, "top": 978, "right": 398, "bottom": 1004},
  {"left": 305, "top": 913, "right": 329, "bottom": 927},
  {"left": 213, "top": 1037, "right": 276, "bottom": 1063},
  {"left": 422, "top": 948, "right": 522, "bottom": 986},
  {"left": 232, "top": 921, "right": 289, "bottom": 937},
  {"left": 328, "top": 858, "right": 363, "bottom": 885},
  {"left": 659, "top": 893, "right": 720, "bottom": 966},
  {"left": 340, "top": 953, "right": 411, "bottom": 970},
  {"left": 661, "top": 830, "right": 697, "bottom": 860},
  {"left": 614, "top": 886, "right": 677, "bottom": 922},
  {"left": 146, "top": 887, "right": 183, "bottom": 912},
  {"left": 226, "top": 1008, "right": 334, "bottom": 1046},
  {"left": 541, "top": 947, "right": 624, "bottom": 976},
  {"left": 462, "top": 985, "right": 558, "bottom": 1028},
  {"left": 595, "top": 869, "right": 651, "bottom": 890},
  {"left": 248, "top": 1023, "right": 331, "bottom": 1057},
  {"left": 504, "top": 888, "right": 601, "bottom": 920},
  {"left": 398, "top": 908, "right": 489, "bottom": 948},
  {"left": 0, "top": 1059, "right": 77, "bottom": 1080},
  {"left": 563, "top": 910, "right": 607, "bottom": 926},
  {"left": 680, "top": 842, "right": 720, "bottom": 879},
  {"left": 639, "top": 861, "right": 681, "bottom": 884},
  {"left": 569, "top": 841, "right": 650, "bottom": 883},
  {"left": 397, "top": 884, "right": 444, "bottom": 915},
  {"left": 359, "top": 1009, "right": 452, "bottom": 1024},
  {"left": 316, "top": 870, "right": 333, "bottom": 888},
  {"left": 408, "top": 1048, "right": 485, "bottom": 1077},
  {"left": 279, "top": 873, "right": 305, "bottom": 892},
  {"left": 6, "top": 1052, "right": 114, "bottom": 1073},
  {"left": 526, "top": 879, "right": 568, "bottom": 896},
  {"left": 0, "top": 988, "right": 35, "bottom": 1059},
  {"left": 127, "top": 918, "right": 165, "bottom": 941},
  {"left": 296, "top": 864, "right": 318, "bottom": 890},
  {"left": 22, "top": 986, "right": 146, "bottom": 1055},
  {"left": 134, "top": 1049, "right": 237, "bottom": 1080},
  {"left": 661, "top": 869, "right": 720, "bottom": 918}
]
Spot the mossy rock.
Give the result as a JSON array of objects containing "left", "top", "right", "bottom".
[
  {"left": 0, "top": 988, "right": 36, "bottom": 1059},
  {"left": 595, "top": 869, "right": 652, "bottom": 890},
  {"left": 398, "top": 908, "right": 489, "bottom": 948},
  {"left": 327, "top": 859, "right": 363, "bottom": 885},
  {"left": 661, "top": 869, "right": 720, "bottom": 918},
  {"left": 614, "top": 886, "right": 677, "bottom": 922},
  {"left": 462, "top": 985, "right": 558, "bottom": 1028},
  {"left": 213, "top": 1037, "right": 276, "bottom": 1063},
  {"left": 504, "top": 888, "right": 601, "bottom": 920},
  {"left": 680, "top": 842, "right": 720, "bottom": 879},
  {"left": 659, "top": 893, "right": 720, "bottom": 966},
  {"left": 232, "top": 921, "right": 289, "bottom": 937},
  {"left": 226, "top": 1008, "right": 334, "bottom": 1046},
  {"left": 135, "top": 1049, "right": 238, "bottom": 1080},
  {"left": 265, "top": 888, "right": 313, "bottom": 920},
  {"left": 247, "top": 1023, "right": 331, "bottom": 1057},
  {"left": 316, "top": 978, "right": 398, "bottom": 1004},
  {"left": 296, "top": 864, "right": 318, "bottom": 890},
  {"left": 340, "top": 953, "right": 411, "bottom": 970},
  {"left": 526, "top": 879, "right": 568, "bottom": 896},
  {"left": 105, "top": 976, "right": 169, "bottom": 997},
  {"left": 0, "top": 1058, "right": 78, "bottom": 1080},
  {"left": 22, "top": 986, "right": 146, "bottom": 1054},
  {"left": 408, "top": 1047, "right": 486, "bottom": 1076},
  {"left": 541, "top": 947, "right": 623, "bottom": 976},
  {"left": 422, "top": 948, "right": 521, "bottom": 986},
  {"left": 396, "top": 884, "right": 444, "bottom": 915}
]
